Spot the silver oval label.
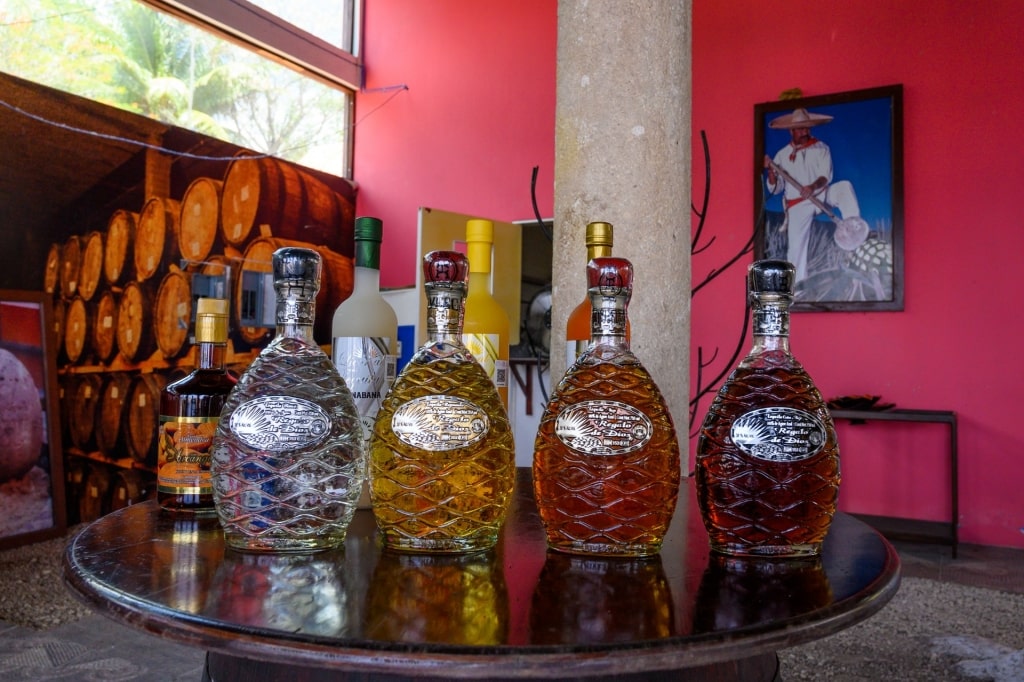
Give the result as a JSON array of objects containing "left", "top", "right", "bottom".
[
  {"left": 730, "top": 407, "right": 826, "bottom": 462},
  {"left": 229, "top": 395, "right": 331, "bottom": 452},
  {"left": 392, "top": 395, "right": 489, "bottom": 452},
  {"left": 555, "top": 400, "right": 653, "bottom": 456}
]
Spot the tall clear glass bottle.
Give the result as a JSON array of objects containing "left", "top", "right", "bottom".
[
  {"left": 695, "top": 259, "right": 841, "bottom": 557},
  {"left": 158, "top": 297, "right": 236, "bottom": 513},
  {"left": 534, "top": 257, "right": 680, "bottom": 557},
  {"left": 211, "top": 247, "right": 364, "bottom": 552},
  {"left": 462, "top": 219, "right": 510, "bottom": 409},
  {"left": 370, "top": 251, "right": 515, "bottom": 553},
  {"left": 331, "top": 216, "right": 398, "bottom": 507}
]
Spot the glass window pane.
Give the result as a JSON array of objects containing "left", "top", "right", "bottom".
[
  {"left": 0, "top": 0, "right": 352, "bottom": 178},
  {"left": 244, "top": 0, "right": 354, "bottom": 53}
]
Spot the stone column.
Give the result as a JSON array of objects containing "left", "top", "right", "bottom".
[{"left": 552, "top": 1, "right": 692, "bottom": 434}]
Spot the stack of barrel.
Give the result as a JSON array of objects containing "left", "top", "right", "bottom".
[{"left": 46, "top": 152, "right": 356, "bottom": 523}]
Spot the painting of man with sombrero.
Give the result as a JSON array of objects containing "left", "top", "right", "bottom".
[{"left": 754, "top": 85, "right": 904, "bottom": 311}]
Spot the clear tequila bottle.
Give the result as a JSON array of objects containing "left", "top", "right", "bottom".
[
  {"left": 211, "top": 247, "right": 364, "bottom": 552},
  {"left": 695, "top": 259, "right": 841, "bottom": 557},
  {"left": 534, "top": 257, "right": 680, "bottom": 557},
  {"left": 369, "top": 251, "right": 515, "bottom": 553}
]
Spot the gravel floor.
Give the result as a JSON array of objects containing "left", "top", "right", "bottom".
[{"left": 0, "top": 526, "right": 92, "bottom": 630}]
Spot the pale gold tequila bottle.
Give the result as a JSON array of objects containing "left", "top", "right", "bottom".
[{"left": 370, "top": 251, "right": 515, "bottom": 553}]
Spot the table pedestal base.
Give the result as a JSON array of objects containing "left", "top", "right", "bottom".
[{"left": 202, "top": 651, "right": 781, "bottom": 682}]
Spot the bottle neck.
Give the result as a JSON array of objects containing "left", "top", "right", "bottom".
[
  {"left": 426, "top": 288, "right": 465, "bottom": 343},
  {"left": 196, "top": 340, "right": 228, "bottom": 370},
  {"left": 588, "top": 289, "right": 629, "bottom": 348},
  {"left": 276, "top": 297, "right": 318, "bottom": 343},
  {"left": 750, "top": 297, "right": 791, "bottom": 353},
  {"left": 467, "top": 270, "right": 492, "bottom": 296},
  {"left": 587, "top": 244, "right": 613, "bottom": 261},
  {"left": 354, "top": 239, "right": 382, "bottom": 270},
  {"left": 353, "top": 265, "right": 382, "bottom": 293}
]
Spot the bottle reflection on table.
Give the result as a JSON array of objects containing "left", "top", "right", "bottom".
[
  {"left": 528, "top": 552, "right": 675, "bottom": 645},
  {"left": 204, "top": 549, "right": 352, "bottom": 636},
  {"left": 365, "top": 550, "right": 508, "bottom": 645},
  {"left": 692, "top": 554, "right": 833, "bottom": 633},
  {"left": 152, "top": 514, "right": 224, "bottom": 613}
]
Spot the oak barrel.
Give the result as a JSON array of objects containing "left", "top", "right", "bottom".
[
  {"left": 109, "top": 468, "right": 149, "bottom": 511},
  {"left": 126, "top": 372, "right": 168, "bottom": 467},
  {"left": 104, "top": 209, "right": 137, "bottom": 286},
  {"left": 91, "top": 289, "right": 119, "bottom": 364},
  {"left": 60, "top": 235, "right": 82, "bottom": 299},
  {"left": 135, "top": 196, "right": 181, "bottom": 282},
  {"left": 79, "top": 464, "right": 112, "bottom": 522},
  {"left": 154, "top": 267, "right": 193, "bottom": 360},
  {"left": 220, "top": 155, "right": 355, "bottom": 255},
  {"left": 67, "top": 372, "right": 102, "bottom": 452},
  {"left": 179, "top": 177, "right": 223, "bottom": 264},
  {"left": 63, "top": 296, "right": 92, "bottom": 364},
  {"left": 78, "top": 231, "right": 105, "bottom": 301},
  {"left": 44, "top": 243, "right": 61, "bottom": 295},
  {"left": 117, "top": 280, "right": 156, "bottom": 362},
  {"left": 235, "top": 237, "right": 354, "bottom": 346},
  {"left": 94, "top": 372, "right": 133, "bottom": 458}
]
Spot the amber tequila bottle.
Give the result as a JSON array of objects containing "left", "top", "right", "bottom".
[
  {"left": 370, "top": 251, "right": 515, "bottom": 553},
  {"left": 158, "top": 297, "right": 236, "bottom": 512},
  {"left": 462, "top": 219, "right": 510, "bottom": 409},
  {"left": 211, "top": 248, "right": 365, "bottom": 552},
  {"left": 695, "top": 260, "right": 840, "bottom": 557},
  {"left": 534, "top": 257, "right": 680, "bottom": 557}
]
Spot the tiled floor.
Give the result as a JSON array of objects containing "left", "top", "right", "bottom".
[{"left": 892, "top": 538, "right": 1024, "bottom": 595}]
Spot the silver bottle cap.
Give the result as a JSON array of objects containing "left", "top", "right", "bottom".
[
  {"left": 748, "top": 260, "right": 795, "bottom": 299},
  {"left": 273, "top": 247, "right": 321, "bottom": 301}
]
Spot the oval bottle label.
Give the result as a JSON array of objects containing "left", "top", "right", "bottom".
[
  {"left": 229, "top": 395, "right": 331, "bottom": 452},
  {"left": 554, "top": 400, "right": 653, "bottom": 456},
  {"left": 392, "top": 395, "right": 490, "bottom": 452},
  {"left": 730, "top": 407, "right": 827, "bottom": 462}
]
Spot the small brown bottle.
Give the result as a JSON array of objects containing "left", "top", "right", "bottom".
[{"left": 158, "top": 298, "right": 236, "bottom": 512}]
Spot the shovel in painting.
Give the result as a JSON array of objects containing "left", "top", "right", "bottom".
[{"left": 768, "top": 160, "right": 870, "bottom": 252}]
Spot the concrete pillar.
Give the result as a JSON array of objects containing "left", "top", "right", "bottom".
[{"left": 552, "top": 1, "right": 692, "bottom": 434}]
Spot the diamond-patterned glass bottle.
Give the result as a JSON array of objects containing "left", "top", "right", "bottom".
[
  {"left": 533, "top": 256, "right": 681, "bottom": 557},
  {"left": 369, "top": 251, "right": 515, "bottom": 553},
  {"left": 695, "top": 259, "right": 841, "bottom": 557},
  {"left": 211, "top": 247, "right": 364, "bottom": 552}
]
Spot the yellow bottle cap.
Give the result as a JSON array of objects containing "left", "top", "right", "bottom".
[
  {"left": 585, "top": 221, "right": 614, "bottom": 248},
  {"left": 466, "top": 219, "right": 495, "bottom": 274},
  {"left": 195, "top": 298, "right": 229, "bottom": 343}
]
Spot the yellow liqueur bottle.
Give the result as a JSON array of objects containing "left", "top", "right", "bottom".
[
  {"left": 462, "top": 219, "right": 511, "bottom": 409},
  {"left": 370, "top": 251, "right": 516, "bottom": 553},
  {"left": 534, "top": 257, "right": 680, "bottom": 557}
]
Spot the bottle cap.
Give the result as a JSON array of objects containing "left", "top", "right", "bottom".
[
  {"left": 748, "top": 259, "right": 795, "bottom": 297},
  {"left": 354, "top": 216, "right": 383, "bottom": 243},
  {"left": 585, "top": 221, "right": 614, "bottom": 247},
  {"left": 273, "top": 247, "right": 321, "bottom": 299},
  {"left": 587, "top": 257, "right": 633, "bottom": 299},
  {"left": 423, "top": 250, "right": 469, "bottom": 291},
  {"left": 465, "top": 219, "right": 494, "bottom": 243},
  {"left": 195, "top": 298, "right": 229, "bottom": 343}
]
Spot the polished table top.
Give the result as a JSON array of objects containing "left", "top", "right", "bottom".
[{"left": 63, "top": 470, "right": 900, "bottom": 679}]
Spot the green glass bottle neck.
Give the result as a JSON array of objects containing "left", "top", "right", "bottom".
[{"left": 354, "top": 239, "right": 382, "bottom": 270}]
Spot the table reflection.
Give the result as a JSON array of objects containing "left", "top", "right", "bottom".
[{"left": 529, "top": 552, "right": 675, "bottom": 645}]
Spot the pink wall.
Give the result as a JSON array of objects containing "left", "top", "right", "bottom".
[
  {"left": 356, "top": 1, "right": 1024, "bottom": 548},
  {"left": 354, "top": 1, "right": 556, "bottom": 288}
]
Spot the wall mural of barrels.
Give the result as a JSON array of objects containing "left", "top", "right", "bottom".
[{"left": 45, "top": 154, "right": 356, "bottom": 521}]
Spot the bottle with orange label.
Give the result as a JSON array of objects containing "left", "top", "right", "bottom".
[
  {"left": 158, "top": 298, "right": 236, "bottom": 513},
  {"left": 565, "top": 221, "right": 629, "bottom": 365},
  {"left": 462, "top": 219, "right": 511, "bottom": 409}
]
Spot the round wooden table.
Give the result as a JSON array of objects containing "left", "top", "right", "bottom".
[{"left": 63, "top": 470, "right": 900, "bottom": 681}]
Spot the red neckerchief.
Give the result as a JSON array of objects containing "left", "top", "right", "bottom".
[{"left": 789, "top": 136, "right": 819, "bottom": 162}]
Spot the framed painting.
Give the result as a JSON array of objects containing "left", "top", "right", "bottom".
[
  {"left": 754, "top": 85, "right": 904, "bottom": 311},
  {"left": 0, "top": 290, "right": 66, "bottom": 549}
]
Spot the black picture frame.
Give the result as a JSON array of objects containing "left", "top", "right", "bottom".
[
  {"left": 0, "top": 290, "right": 66, "bottom": 550},
  {"left": 754, "top": 85, "right": 904, "bottom": 311}
]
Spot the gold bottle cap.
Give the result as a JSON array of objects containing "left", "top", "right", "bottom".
[
  {"left": 195, "top": 298, "right": 229, "bottom": 343},
  {"left": 585, "top": 221, "right": 614, "bottom": 248}
]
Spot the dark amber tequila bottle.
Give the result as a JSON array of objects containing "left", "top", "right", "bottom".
[
  {"left": 534, "top": 257, "right": 680, "bottom": 557},
  {"left": 158, "top": 298, "right": 236, "bottom": 512},
  {"left": 695, "top": 260, "right": 840, "bottom": 557}
]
